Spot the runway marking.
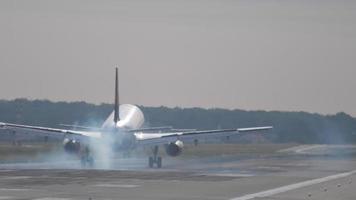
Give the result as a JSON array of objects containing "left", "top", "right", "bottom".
[
  {"left": 33, "top": 198, "right": 72, "bottom": 200},
  {"left": 294, "top": 145, "right": 326, "bottom": 154},
  {"left": 0, "top": 188, "right": 33, "bottom": 191},
  {"left": 206, "top": 173, "right": 254, "bottom": 178},
  {"left": 0, "top": 197, "right": 14, "bottom": 200},
  {"left": 256, "top": 166, "right": 282, "bottom": 170},
  {"left": 94, "top": 184, "right": 140, "bottom": 188},
  {"left": 278, "top": 145, "right": 325, "bottom": 154},
  {"left": 230, "top": 169, "right": 356, "bottom": 200},
  {"left": 2, "top": 176, "right": 32, "bottom": 180}
]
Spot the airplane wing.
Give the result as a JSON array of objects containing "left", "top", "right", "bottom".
[
  {"left": 135, "top": 126, "right": 273, "bottom": 145},
  {"left": 0, "top": 122, "right": 102, "bottom": 138},
  {"left": 59, "top": 124, "right": 102, "bottom": 131}
]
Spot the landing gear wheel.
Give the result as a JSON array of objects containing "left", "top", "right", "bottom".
[
  {"left": 157, "top": 157, "right": 162, "bottom": 168},
  {"left": 80, "top": 147, "right": 94, "bottom": 168},
  {"left": 87, "top": 156, "right": 94, "bottom": 167},
  {"left": 81, "top": 155, "right": 95, "bottom": 168},
  {"left": 149, "top": 157, "right": 154, "bottom": 168},
  {"left": 148, "top": 146, "right": 163, "bottom": 168},
  {"left": 81, "top": 157, "right": 87, "bottom": 167}
]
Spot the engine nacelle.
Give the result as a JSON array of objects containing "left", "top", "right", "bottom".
[
  {"left": 165, "top": 140, "right": 184, "bottom": 157},
  {"left": 63, "top": 138, "right": 81, "bottom": 154}
]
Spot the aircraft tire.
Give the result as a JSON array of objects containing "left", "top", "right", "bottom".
[
  {"left": 88, "top": 156, "right": 94, "bottom": 167},
  {"left": 149, "top": 157, "right": 154, "bottom": 168},
  {"left": 157, "top": 157, "right": 162, "bottom": 168},
  {"left": 80, "top": 157, "right": 86, "bottom": 168}
]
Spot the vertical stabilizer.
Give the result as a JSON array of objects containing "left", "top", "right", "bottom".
[
  {"left": 114, "top": 67, "right": 119, "bottom": 123},
  {"left": 102, "top": 67, "right": 144, "bottom": 129}
]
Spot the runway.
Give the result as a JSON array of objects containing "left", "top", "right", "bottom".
[{"left": 0, "top": 145, "right": 355, "bottom": 200}]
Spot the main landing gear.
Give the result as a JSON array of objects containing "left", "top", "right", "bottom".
[
  {"left": 148, "top": 145, "right": 162, "bottom": 168},
  {"left": 80, "top": 146, "right": 94, "bottom": 168}
]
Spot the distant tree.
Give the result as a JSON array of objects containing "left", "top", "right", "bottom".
[{"left": 0, "top": 99, "right": 356, "bottom": 143}]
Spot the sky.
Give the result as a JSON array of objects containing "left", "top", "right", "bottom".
[{"left": 0, "top": 0, "right": 355, "bottom": 116}]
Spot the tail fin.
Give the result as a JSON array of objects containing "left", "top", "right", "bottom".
[{"left": 114, "top": 67, "right": 119, "bottom": 123}]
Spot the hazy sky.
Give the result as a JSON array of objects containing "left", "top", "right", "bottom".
[{"left": 0, "top": 0, "right": 355, "bottom": 116}]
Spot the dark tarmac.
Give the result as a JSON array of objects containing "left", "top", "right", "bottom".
[{"left": 0, "top": 145, "right": 355, "bottom": 200}]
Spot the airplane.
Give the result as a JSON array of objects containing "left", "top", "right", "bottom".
[{"left": 0, "top": 68, "right": 273, "bottom": 168}]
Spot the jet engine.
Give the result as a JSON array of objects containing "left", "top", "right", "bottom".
[
  {"left": 165, "top": 140, "right": 184, "bottom": 157},
  {"left": 63, "top": 138, "right": 81, "bottom": 154}
]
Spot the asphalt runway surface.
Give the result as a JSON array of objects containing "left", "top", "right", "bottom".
[{"left": 0, "top": 145, "right": 356, "bottom": 200}]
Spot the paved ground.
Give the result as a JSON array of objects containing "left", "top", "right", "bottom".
[{"left": 0, "top": 145, "right": 355, "bottom": 200}]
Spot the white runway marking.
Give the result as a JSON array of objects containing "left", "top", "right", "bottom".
[
  {"left": 206, "top": 173, "right": 254, "bottom": 178},
  {"left": 2, "top": 176, "right": 32, "bottom": 180},
  {"left": 0, "top": 197, "right": 14, "bottom": 200},
  {"left": 230, "top": 169, "right": 356, "bottom": 200},
  {"left": 33, "top": 198, "right": 72, "bottom": 200},
  {"left": 278, "top": 145, "right": 325, "bottom": 154},
  {"left": 294, "top": 145, "right": 326, "bottom": 154},
  {"left": 0, "top": 188, "right": 33, "bottom": 191},
  {"left": 94, "top": 184, "right": 140, "bottom": 188}
]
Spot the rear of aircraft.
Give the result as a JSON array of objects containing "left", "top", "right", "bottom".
[
  {"left": 101, "top": 104, "right": 144, "bottom": 130},
  {"left": 101, "top": 67, "right": 145, "bottom": 130}
]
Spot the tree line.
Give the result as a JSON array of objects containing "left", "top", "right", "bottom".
[{"left": 0, "top": 98, "right": 355, "bottom": 144}]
